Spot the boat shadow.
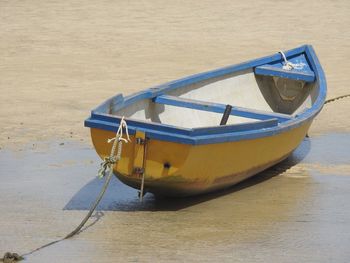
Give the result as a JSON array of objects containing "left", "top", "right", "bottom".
[{"left": 64, "top": 137, "right": 311, "bottom": 212}]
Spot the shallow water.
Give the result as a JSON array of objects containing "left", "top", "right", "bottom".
[
  {"left": 1, "top": 133, "right": 350, "bottom": 262},
  {"left": 1, "top": 0, "right": 350, "bottom": 261}
]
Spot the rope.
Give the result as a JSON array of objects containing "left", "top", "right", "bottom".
[
  {"left": 277, "top": 52, "right": 350, "bottom": 105},
  {"left": 1, "top": 253, "right": 23, "bottom": 263},
  {"left": 277, "top": 50, "right": 349, "bottom": 105},
  {"left": 1, "top": 89, "right": 346, "bottom": 262},
  {"left": 108, "top": 117, "right": 130, "bottom": 144},
  {"left": 279, "top": 50, "right": 306, "bottom": 70},
  {"left": 67, "top": 116, "right": 130, "bottom": 237},
  {"left": 325, "top": 94, "right": 350, "bottom": 104},
  {"left": 1, "top": 117, "right": 129, "bottom": 262}
]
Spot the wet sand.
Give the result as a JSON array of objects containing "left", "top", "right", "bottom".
[
  {"left": 1, "top": 0, "right": 350, "bottom": 262},
  {"left": 1, "top": 135, "right": 350, "bottom": 262}
]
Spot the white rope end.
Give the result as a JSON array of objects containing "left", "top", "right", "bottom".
[{"left": 278, "top": 50, "right": 305, "bottom": 71}]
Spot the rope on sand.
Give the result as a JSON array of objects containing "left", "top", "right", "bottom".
[
  {"left": 325, "top": 94, "right": 350, "bottom": 104},
  {"left": 1, "top": 253, "right": 23, "bottom": 263},
  {"left": 1, "top": 117, "right": 130, "bottom": 262}
]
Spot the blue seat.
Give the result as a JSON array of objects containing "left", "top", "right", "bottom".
[{"left": 255, "top": 64, "right": 315, "bottom": 83}]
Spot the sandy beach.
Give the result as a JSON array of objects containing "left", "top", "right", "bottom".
[{"left": 1, "top": 0, "right": 350, "bottom": 262}]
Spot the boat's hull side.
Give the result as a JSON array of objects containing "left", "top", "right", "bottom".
[{"left": 90, "top": 119, "right": 313, "bottom": 196}]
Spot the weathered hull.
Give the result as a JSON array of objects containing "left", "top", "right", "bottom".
[
  {"left": 85, "top": 45, "right": 326, "bottom": 197},
  {"left": 90, "top": 120, "right": 312, "bottom": 196}
]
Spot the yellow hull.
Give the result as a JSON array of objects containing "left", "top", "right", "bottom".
[{"left": 90, "top": 120, "right": 312, "bottom": 196}]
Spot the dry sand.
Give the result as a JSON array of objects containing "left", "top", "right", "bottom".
[
  {"left": 1, "top": 0, "right": 350, "bottom": 262},
  {"left": 1, "top": 0, "right": 350, "bottom": 149}
]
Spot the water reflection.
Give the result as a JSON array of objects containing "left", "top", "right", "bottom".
[{"left": 65, "top": 137, "right": 311, "bottom": 211}]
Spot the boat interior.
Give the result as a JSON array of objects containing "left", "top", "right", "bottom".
[{"left": 99, "top": 52, "right": 320, "bottom": 130}]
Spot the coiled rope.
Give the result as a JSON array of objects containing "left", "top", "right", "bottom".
[
  {"left": 279, "top": 50, "right": 306, "bottom": 70},
  {"left": 1, "top": 117, "right": 130, "bottom": 262},
  {"left": 66, "top": 116, "right": 129, "bottom": 238}
]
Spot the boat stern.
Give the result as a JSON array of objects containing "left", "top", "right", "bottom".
[{"left": 89, "top": 127, "right": 199, "bottom": 196}]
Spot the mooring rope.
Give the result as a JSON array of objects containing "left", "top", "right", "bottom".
[
  {"left": 1, "top": 117, "right": 129, "bottom": 262},
  {"left": 279, "top": 50, "right": 306, "bottom": 70},
  {"left": 325, "top": 94, "right": 350, "bottom": 105},
  {"left": 278, "top": 51, "right": 350, "bottom": 105}
]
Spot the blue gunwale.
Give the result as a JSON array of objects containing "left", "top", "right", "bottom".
[{"left": 85, "top": 45, "right": 327, "bottom": 145}]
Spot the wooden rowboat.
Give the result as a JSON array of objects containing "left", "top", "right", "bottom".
[{"left": 85, "top": 45, "right": 326, "bottom": 197}]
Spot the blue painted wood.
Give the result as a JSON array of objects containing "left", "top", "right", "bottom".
[
  {"left": 85, "top": 117, "right": 279, "bottom": 145},
  {"left": 96, "top": 90, "right": 154, "bottom": 113},
  {"left": 301, "top": 45, "right": 327, "bottom": 116},
  {"left": 88, "top": 112, "right": 279, "bottom": 138},
  {"left": 255, "top": 65, "right": 315, "bottom": 82},
  {"left": 153, "top": 95, "right": 292, "bottom": 122},
  {"left": 91, "top": 46, "right": 308, "bottom": 115},
  {"left": 91, "top": 112, "right": 193, "bottom": 136},
  {"left": 149, "top": 45, "right": 307, "bottom": 97},
  {"left": 265, "top": 53, "right": 313, "bottom": 73},
  {"left": 85, "top": 45, "right": 327, "bottom": 145},
  {"left": 93, "top": 94, "right": 124, "bottom": 113},
  {"left": 190, "top": 119, "right": 278, "bottom": 136}
]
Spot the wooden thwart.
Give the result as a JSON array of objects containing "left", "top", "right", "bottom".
[{"left": 153, "top": 95, "right": 292, "bottom": 122}]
